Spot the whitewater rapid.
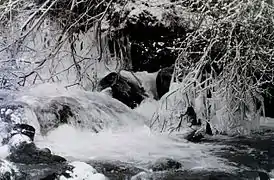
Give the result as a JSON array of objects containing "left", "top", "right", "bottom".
[{"left": 0, "top": 83, "right": 236, "bottom": 173}]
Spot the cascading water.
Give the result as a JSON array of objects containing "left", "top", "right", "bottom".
[
  {"left": 10, "top": 83, "right": 228, "bottom": 169},
  {"left": 0, "top": 82, "right": 273, "bottom": 179},
  {"left": 0, "top": 83, "right": 244, "bottom": 179}
]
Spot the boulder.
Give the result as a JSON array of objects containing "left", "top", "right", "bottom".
[
  {"left": 98, "top": 72, "right": 148, "bottom": 108},
  {"left": 0, "top": 123, "right": 71, "bottom": 179},
  {"left": 2, "top": 123, "right": 35, "bottom": 145},
  {"left": 0, "top": 103, "right": 40, "bottom": 137},
  {"left": 148, "top": 158, "right": 182, "bottom": 172},
  {"left": 88, "top": 160, "right": 144, "bottom": 180},
  {"left": 185, "top": 130, "right": 205, "bottom": 143},
  {"left": 4, "top": 124, "right": 66, "bottom": 164},
  {"left": 7, "top": 142, "right": 66, "bottom": 164},
  {"left": 11, "top": 124, "right": 35, "bottom": 141}
]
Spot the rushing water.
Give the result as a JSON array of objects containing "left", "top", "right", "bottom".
[
  {"left": 14, "top": 83, "right": 228, "bottom": 169},
  {"left": 0, "top": 83, "right": 273, "bottom": 179}
]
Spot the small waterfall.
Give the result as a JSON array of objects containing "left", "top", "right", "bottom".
[
  {"left": 7, "top": 83, "right": 148, "bottom": 135},
  {"left": 0, "top": 83, "right": 233, "bottom": 171}
]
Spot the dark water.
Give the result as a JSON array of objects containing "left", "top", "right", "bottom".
[
  {"left": 81, "top": 127, "right": 274, "bottom": 180},
  {"left": 196, "top": 126, "right": 274, "bottom": 180},
  {"left": 1, "top": 128, "right": 274, "bottom": 180}
]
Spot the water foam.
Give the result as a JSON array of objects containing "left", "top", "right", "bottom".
[
  {"left": 13, "top": 83, "right": 147, "bottom": 135},
  {"left": 35, "top": 124, "right": 230, "bottom": 170}
]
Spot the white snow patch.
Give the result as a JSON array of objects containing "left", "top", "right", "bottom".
[
  {"left": 100, "top": 87, "right": 112, "bottom": 97},
  {"left": 8, "top": 134, "right": 31, "bottom": 148},
  {"left": 0, "top": 108, "right": 5, "bottom": 114},
  {"left": 60, "top": 161, "right": 107, "bottom": 180},
  {"left": 0, "top": 145, "right": 10, "bottom": 159},
  {"left": 5, "top": 109, "right": 13, "bottom": 116},
  {"left": 10, "top": 114, "right": 21, "bottom": 124}
]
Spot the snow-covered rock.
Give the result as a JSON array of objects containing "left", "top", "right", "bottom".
[
  {"left": 0, "top": 160, "right": 19, "bottom": 180},
  {"left": 8, "top": 134, "right": 31, "bottom": 148}
]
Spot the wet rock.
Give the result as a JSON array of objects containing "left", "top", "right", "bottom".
[
  {"left": 11, "top": 124, "right": 35, "bottom": 141},
  {"left": 0, "top": 156, "right": 100, "bottom": 179},
  {"left": 1, "top": 134, "right": 100, "bottom": 180},
  {"left": 7, "top": 142, "right": 66, "bottom": 164},
  {"left": 2, "top": 123, "right": 35, "bottom": 145},
  {"left": 2, "top": 124, "right": 66, "bottom": 164},
  {"left": 184, "top": 106, "right": 201, "bottom": 126},
  {"left": 16, "top": 163, "right": 71, "bottom": 180},
  {"left": 149, "top": 158, "right": 182, "bottom": 172},
  {"left": 55, "top": 104, "right": 73, "bottom": 124},
  {"left": 2, "top": 130, "right": 70, "bottom": 179},
  {"left": 101, "top": 87, "right": 113, "bottom": 97},
  {"left": 262, "top": 84, "right": 274, "bottom": 118},
  {"left": 206, "top": 122, "right": 213, "bottom": 136},
  {"left": 185, "top": 122, "right": 213, "bottom": 143},
  {"left": 88, "top": 160, "right": 144, "bottom": 180},
  {"left": 0, "top": 103, "right": 41, "bottom": 139},
  {"left": 0, "top": 160, "right": 20, "bottom": 180},
  {"left": 98, "top": 72, "right": 148, "bottom": 108},
  {"left": 156, "top": 65, "right": 174, "bottom": 99},
  {"left": 185, "top": 130, "right": 205, "bottom": 143}
]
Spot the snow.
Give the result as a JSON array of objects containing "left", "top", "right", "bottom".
[
  {"left": 100, "top": 87, "right": 112, "bottom": 97},
  {"left": 0, "top": 145, "right": 9, "bottom": 159},
  {"left": 5, "top": 109, "right": 13, "bottom": 116},
  {"left": 0, "top": 160, "right": 18, "bottom": 180},
  {"left": 8, "top": 134, "right": 31, "bottom": 148},
  {"left": 60, "top": 161, "right": 107, "bottom": 180}
]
